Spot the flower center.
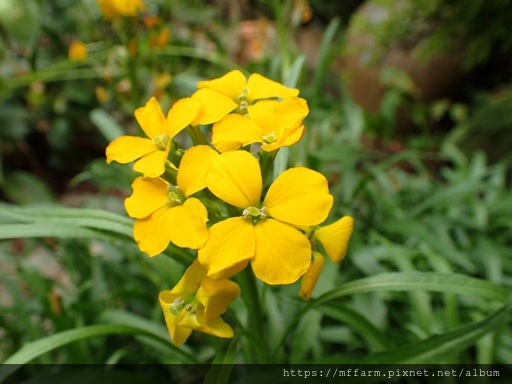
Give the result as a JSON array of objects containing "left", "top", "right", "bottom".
[
  {"left": 152, "top": 134, "right": 170, "bottom": 150},
  {"left": 242, "top": 206, "right": 267, "bottom": 224},
  {"left": 169, "top": 296, "right": 197, "bottom": 316},
  {"left": 167, "top": 185, "right": 184, "bottom": 205},
  {"left": 262, "top": 131, "right": 277, "bottom": 144}
]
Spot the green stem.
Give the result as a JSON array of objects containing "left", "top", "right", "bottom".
[
  {"left": 187, "top": 125, "right": 210, "bottom": 146},
  {"left": 237, "top": 267, "right": 269, "bottom": 363},
  {"left": 259, "top": 150, "right": 278, "bottom": 186}
]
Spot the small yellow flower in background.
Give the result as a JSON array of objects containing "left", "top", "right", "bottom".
[
  {"left": 68, "top": 41, "right": 87, "bottom": 62},
  {"left": 159, "top": 259, "right": 240, "bottom": 346},
  {"left": 106, "top": 97, "right": 202, "bottom": 177},
  {"left": 198, "top": 150, "right": 333, "bottom": 285},
  {"left": 299, "top": 251, "right": 325, "bottom": 301},
  {"left": 212, "top": 97, "right": 308, "bottom": 153},
  {"left": 191, "top": 69, "right": 300, "bottom": 125},
  {"left": 97, "top": 0, "right": 145, "bottom": 20},
  {"left": 124, "top": 145, "right": 218, "bottom": 256}
]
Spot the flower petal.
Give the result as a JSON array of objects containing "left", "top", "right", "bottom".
[
  {"left": 212, "top": 114, "right": 262, "bottom": 153},
  {"left": 198, "top": 217, "right": 254, "bottom": 279},
  {"left": 134, "top": 97, "right": 168, "bottom": 139},
  {"left": 261, "top": 125, "right": 304, "bottom": 152},
  {"left": 159, "top": 290, "right": 193, "bottom": 346},
  {"left": 246, "top": 100, "right": 277, "bottom": 131},
  {"left": 197, "top": 313, "right": 235, "bottom": 339},
  {"left": 197, "top": 277, "right": 241, "bottom": 322},
  {"left": 177, "top": 145, "right": 219, "bottom": 197},
  {"left": 167, "top": 198, "right": 209, "bottom": 249},
  {"left": 124, "top": 177, "right": 169, "bottom": 219},
  {"left": 299, "top": 251, "right": 325, "bottom": 301},
  {"left": 269, "top": 97, "right": 308, "bottom": 148},
  {"left": 246, "top": 73, "right": 299, "bottom": 102},
  {"left": 132, "top": 206, "right": 173, "bottom": 256},
  {"left": 264, "top": 167, "right": 333, "bottom": 227},
  {"left": 248, "top": 97, "right": 308, "bottom": 151},
  {"left": 132, "top": 147, "right": 168, "bottom": 177},
  {"left": 105, "top": 136, "right": 156, "bottom": 164},
  {"left": 197, "top": 69, "right": 247, "bottom": 101},
  {"left": 171, "top": 259, "right": 208, "bottom": 296},
  {"left": 314, "top": 216, "right": 354, "bottom": 263},
  {"left": 251, "top": 219, "right": 311, "bottom": 285},
  {"left": 192, "top": 88, "right": 238, "bottom": 125},
  {"left": 206, "top": 151, "right": 262, "bottom": 208},
  {"left": 167, "top": 97, "right": 202, "bottom": 137}
]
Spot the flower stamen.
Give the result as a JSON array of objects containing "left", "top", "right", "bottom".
[
  {"left": 242, "top": 206, "right": 267, "bottom": 224},
  {"left": 237, "top": 87, "right": 250, "bottom": 115},
  {"left": 167, "top": 185, "right": 184, "bottom": 205},
  {"left": 152, "top": 133, "right": 170, "bottom": 150},
  {"left": 262, "top": 131, "right": 277, "bottom": 144}
]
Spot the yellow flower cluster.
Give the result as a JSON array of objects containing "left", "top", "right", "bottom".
[{"left": 106, "top": 70, "right": 354, "bottom": 345}]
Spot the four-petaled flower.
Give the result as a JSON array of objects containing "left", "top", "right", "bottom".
[
  {"left": 159, "top": 259, "right": 240, "bottom": 346},
  {"left": 191, "top": 69, "right": 299, "bottom": 125},
  {"left": 198, "top": 150, "right": 333, "bottom": 285},
  {"left": 124, "top": 145, "right": 218, "bottom": 255},
  {"left": 106, "top": 97, "right": 202, "bottom": 177}
]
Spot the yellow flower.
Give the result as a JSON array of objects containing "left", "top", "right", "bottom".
[
  {"left": 299, "top": 251, "right": 325, "bottom": 300},
  {"left": 106, "top": 97, "right": 202, "bottom": 177},
  {"left": 159, "top": 259, "right": 240, "bottom": 346},
  {"left": 97, "top": 0, "right": 145, "bottom": 20},
  {"left": 191, "top": 69, "right": 300, "bottom": 125},
  {"left": 68, "top": 41, "right": 87, "bottom": 62},
  {"left": 211, "top": 97, "right": 309, "bottom": 153},
  {"left": 314, "top": 216, "right": 354, "bottom": 263},
  {"left": 198, "top": 151, "right": 333, "bottom": 285},
  {"left": 124, "top": 145, "right": 218, "bottom": 256}
]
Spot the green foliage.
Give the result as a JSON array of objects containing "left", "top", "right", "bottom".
[{"left": 0, "top": 1, "right": 511, "bottom": 383}]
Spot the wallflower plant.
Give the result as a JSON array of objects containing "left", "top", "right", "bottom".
[{"left": 105, "top": 70, "right": 354, "bottom": 346}]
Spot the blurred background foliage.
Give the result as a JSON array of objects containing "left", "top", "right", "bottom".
[{"left": 0, "top": 0, "right": 511, "bottom": 379}]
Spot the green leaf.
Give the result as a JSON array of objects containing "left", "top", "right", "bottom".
[
  {"left": 0, "top": 324, "right": 184, "bottom": 382},
  {"left": 0, "top": 223, "right": 117, "bottom": 241},
  {"left": 0, "top": 203, "right": 133, "bottom": 240},
  {"left": 203, "top": 337, "right": 239, "bottom": 384},
  {"left": 99, "top": 309, "right": 200, "bottom": 364},
  {"left": 276, "top": 272, "right": 509, "bottom": 353},
  {"left": 284, "top": 55, "right": 306, "bottom": 88},
  {"left": 90, "top": 109, "right": 126, "bottom": 142},
  {"left": 319, "top": 305, "right": 392, "bottom": 352},
  {"left": 2, "top": 171, "right": 55, "bottom": 205},
  {"left": 312, "top": 272, "right": 510, "bottom": 306},
  {"left": 360, "top": 298, "right": 512, "bottom": 363},
  {"left": 0, "top": 0, "right": 40, "bottom": 48},
  {"left": 290, "top": 311, "right": 322, "bottom": 363},
  {"left": 310, "top": 17, "right": 341, "bottom": 97}
]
